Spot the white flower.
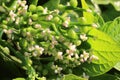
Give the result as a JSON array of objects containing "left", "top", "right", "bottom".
[
  {"left": 9, "top": 10, "right": 17, "bottom": 21},
  {"left": 62, "top": 17, "right": 70, "bottom": 28},
  {"left": 28, "top": 46, "right": 35, "bottom": 52},
  {"left": 26, "top": 32, "right": 31, "bottom": 37},
  {"left": 56, "top": 52, "right": 63, "bottom": 60},
  {"left": 34, "top": 24, "right": 41, "bottom": 29},
  {"left": 83, "top": 51, "right": 89, "bottom": 61},
  {"left": 32, "top": 45, "right": 44, "bottom": 57},
  {"left": 42, "top": 28, "right": 51, "bottom": 36},
  {"left": 67, "top": 55, "right": 72, "bottom": 60},
  {"left": 80, "top": 51, "right": 89, "bottom": 62},
  {"left": 86, "top": 9, "right": 92, "bottom": 13},
  {"left": 18, "top": 0, "right": 26, "bottom": 7},
  {"left": 54, "top": 9, "right": 59, "bottom": 14},
  {"left": 89, "top": 55, "right": 99, "bottom": 61},
  {"left": 80, "top": 34, "right": 88, "bottom": 41},
  {"left": 92, "top": 23, "right": 98, "bottom": 28},
  {"left": 66, "top": 49, "right": 74, "bottom": 56},
  {"left": 51, "top": 36, "right": 58, "bottom": 48},
  {"left": 69, "top": 43, "right": 76, "bottom": 52},
  {"left": 66, "top": 43, "right": 76, "bottom": 56},
  {"left": 52, "top": 65, "right": 63, "bottom": 74},
  {"left": 75, "top": 53, "right": 79, "bottom": 59},
  {"left": 15, "top": 17, "right": 20, "bottom": 25},
  {"left": 28, "top": 18, "right": 33, "bottom": 25},
  {"left": 46, "top": 15, "right": 53, "bottom": 21},
  {"left": 43, "top": 7, "right": 48, "bottom": 14},
  {"left": 62, "top": 21, "right": 69, "bottom": 27}
]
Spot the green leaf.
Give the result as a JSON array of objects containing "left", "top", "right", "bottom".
[
  {"left": 83, "top": 28, "right": 120, "bottom": 76},
  {"left": 43, "top": 0, "right": 60, "bottom": 10},
  {"left": 100, "top": 17, "right": 120, "bottom": 44},
  {"left": 90, "top": 74, "right": 119, "bottom": 80},
  {"left": 63, "top": 74, "right": 86, "bottom": 80},
  {"left": 114, "top": 62, "right": 120, "bottom": 71},
  {"left": 13, "top": 78, "right": 25, "bottom": 80},
  {"left": 92, "top": 0, "right": 120, "bottom": 11},
  {"left": 81, "top": 0, "right": 94, "bottom": 24}
]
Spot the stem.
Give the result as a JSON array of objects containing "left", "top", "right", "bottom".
[
  {"left": 70, "top": 22, "right": 92, "bottom": 26},
  {"left": 51, "top": 23, "right": 60, "bottom": 35}
]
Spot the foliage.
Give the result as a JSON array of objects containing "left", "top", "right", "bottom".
[{"left": 0, "top": 0, "right": 120, "bottom": 80}]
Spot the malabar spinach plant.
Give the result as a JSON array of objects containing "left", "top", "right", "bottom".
[{"left": 0, "top": 0, "right": 120, "bottom": 80}]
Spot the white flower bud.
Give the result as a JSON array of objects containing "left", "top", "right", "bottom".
[
  {"left": 46, "top": 15, "right": 53, "bottom": 21},
  {"left": 80, "top": 34, "right": 88, "bottom": 41}
]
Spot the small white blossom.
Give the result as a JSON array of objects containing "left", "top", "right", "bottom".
[
  {"left": 83, "top": 51, "right": 89, "bottom": 61},
  {"left": 32, "top": 45, "right": 44, "bottom": 57},
  {"left": 80, "top": 51, "right": 90, "bottom": 62},
  {"left": 3, "top": 29, "right": 13, "bottom": 39},
  {"left": 86, "top": 9, "right": 92, "bottom": 13},
  {"left": 52, "top": 65, "right": 63, "bottom": 74},
  {"left": 43, "top": 7, "right": 48, "bottom": 14},
  {"left": 66, "top": 49, "right": 74, "bottom": 56},
  {"left": 67, "top": 55, "right": 72, "bottom": 60},
  {"left": 80, "top": 34, "right": 88, "bottom": 41},
  {"left": 75, "top": 53, "right": 79, "bottom": 59},
  {"left": 56, "top": 52, "right": 63, "bottom": 60},
  {"left": 46, "top": 15, "right": 53, "bottom": 21},
  {"left": 42, "top": 28, "right": 51, "bottom": 36},
  {"left": 18, "top": 0, "right": 26, "bottom": 7},
  {"left": 15, "top": 17, "right": 20, "bottom": 25},
  {"left": 89, "top": 55, "right": 99, "bottom": 61},
  {"left": 80, "top": 58, "right": 84, "bottom": 63},
  {"left": 67, "top": 2, "right": 70, "bottom": 6},
  {"left": 34, "top": 45, "right": 44, "bottom": 54},
  {"left": 26, "top": 32, "right": 31, "bottom": 37},
  {"left": 92, "top": 23, "right": 98, "bottom": 28},
  {"left": 69, "top": 43, "right": 76, "bottom": 52},
  {"left": 34, "top": 24, "right": 41, "bottom": 29},
  {"left": 62, "top": 17, "right": 70, "bottom": 28},
  {"left": 66, "top": 43, "right": 77, "bottom": 56},
  {"left": 9, "top": 10, "right": 17, "bottom": 21},
  {"left": 18, "top": 5, "right": 28, "bottom": 14},
  {"left": 54, "top": 9, "right": 59, "bottom": 14},
  {"left": 28, "top": 46, "right": 35, "bottom": 52},
  {"left": 28, "top": 18, "right": 33, "bottom": 25},
  {"left": 62, "top": 21, "right": 69, "bottom": 27},
  {"left": 51, "top": 36, "right": 58, "bottom": 48}
]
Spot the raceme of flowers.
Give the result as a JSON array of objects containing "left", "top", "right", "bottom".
[{"left": 0, "top": 0, "right": 99, "bottom": 79}]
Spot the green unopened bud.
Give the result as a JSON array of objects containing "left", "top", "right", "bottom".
[
  {"left": 37, "top": 6, "right": 44, "bottom": 11},
  {"left": 74, "top": 40, "right": 81, "bottom": 46},
  {"left": 31, "top": 14, "right": 38, "bottom": 20},
  {"left": 68, "top": 29, "right": 78, "bottom": 39},
  {"left": 58, "top": 4, "right": 65, "bottom": 11},
  {"left": 2, "top": 20, "right": 7, "bottom": 24},
  {"left": 70, "top": 0, "right": 78, "bottom": 8},
  {"left": 29, "top": 4, "right": 36, "bottom": 12},
  {"left": 53, "top": 17, "right": 60, "bottom": 23},
  {"left": 2, "top": 24, "right": 7, "bottom": 29},
  {"left": 19, "top": 39, "right": 28, "bottom": 48}
]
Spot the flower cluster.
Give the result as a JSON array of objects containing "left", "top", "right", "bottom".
[{"left": 0, "top": 0, "right": 99, "bottom": 79}]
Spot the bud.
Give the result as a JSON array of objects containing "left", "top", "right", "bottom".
[{"left": 29, "top": 4, "right": 36, "bottom": 12}]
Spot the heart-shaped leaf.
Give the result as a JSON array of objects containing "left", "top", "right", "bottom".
[{"left": 83, "top": 28, "right": 120, "bottom": 76}]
